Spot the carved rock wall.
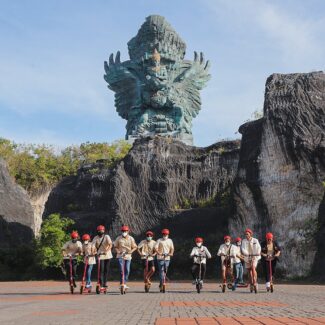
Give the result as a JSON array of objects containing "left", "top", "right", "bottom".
[{"left": 230, "top": 72, "right": 325, "bottom": 277}]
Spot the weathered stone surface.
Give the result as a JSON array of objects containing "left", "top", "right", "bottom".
[
  {"left": 104, "top": 15, "right": 210, "bottom": 145},
  {"left": 45, "top": 138, "right": 240, "bottom": 237},
  {"left": 0, "top": 159, "right": 34, "bottom": 245},
  {"left": 230, "top": 71, "right": 325, "bottom": 277}
]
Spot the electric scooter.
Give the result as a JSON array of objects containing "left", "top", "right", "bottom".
[
  {"left": 246, "top": 254, "right": 259, "bottom": 294},
  {"left": 160, "top": 253, "right": 168, "bottom": 293},
  {"left": 96, "top": 254, "right": 107, "bottom": 294},
  {"left": 266, "top": 255, "right": 274, "bottom": 293},
  {"left": 221, "top": 254, "right": 234, "bottom": 292},
  {"left": 80, "top": 256, "right": 91, "bottom": 294},
  {"left": 195, "top": 254, "right": 204, "bottom": 293},
  {"left": 144, "top": 255, "right": 151, "bottom": 293},
  {"left": 69, "top": 255, "right": 75, "bottom": 294},
  {"left": 120, "top": 252, "right": 126, "bottom": 295}
]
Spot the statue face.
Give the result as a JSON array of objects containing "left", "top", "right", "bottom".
[{"left": 145, "top": 60, "right": 169, "bottom": 91}]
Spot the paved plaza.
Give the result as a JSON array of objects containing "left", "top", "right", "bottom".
[{"left": 0, "top": 281, "right": 324, "bottom": 324}]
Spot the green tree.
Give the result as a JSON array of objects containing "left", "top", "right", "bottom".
[
  {"left": 35, "top": 214, "right": 75, "bottom": 269},
  {"left": 0, "top": 138, "right": 132, "bottom": 192}
]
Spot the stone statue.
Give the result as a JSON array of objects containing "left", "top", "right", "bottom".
[{"left": 104, "top": 15, "right": 210, "bottom": 145}]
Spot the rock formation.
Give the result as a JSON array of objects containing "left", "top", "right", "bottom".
[
  {"left": 0, "top": 159, "right": 34, "bottom": 245},
  {"left": 230, "top": 72, "right": 325, "bottom": 277},
  {"left": 45, "top": 138, "right": 240, "bottom": 237}
]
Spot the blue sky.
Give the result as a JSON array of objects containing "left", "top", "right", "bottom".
[{"left": 0, "top": 0, "right": 324, "bottom": 148}]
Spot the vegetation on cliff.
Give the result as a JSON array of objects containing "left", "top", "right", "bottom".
[{"left": 0, "top": 138, "right": 131, "bottom": 193}]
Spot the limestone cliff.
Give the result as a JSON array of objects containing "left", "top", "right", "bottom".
[
  {"left": 44, "top": 138, "right": 240, "bottom": 237},
  {"left": 230, "top": 71, "right": 325, "bottom": 277},
  {"left": 0, "top": 159, "right": 34, "bottom": 245}
]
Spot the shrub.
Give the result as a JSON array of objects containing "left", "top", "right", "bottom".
[{"left": 35, "top": 213, "right": 75, "bottom": 269}]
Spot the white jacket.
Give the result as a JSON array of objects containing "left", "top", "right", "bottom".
[
  {"left": 190, "top": 246, "right": 211, "bottom": 264},
  {"left": 241, "top": 237, "right": 261, "bottom": 261}
]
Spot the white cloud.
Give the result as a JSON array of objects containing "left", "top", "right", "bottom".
[{"left": 202, "top": 0, "right": 325, "bottom": 67}]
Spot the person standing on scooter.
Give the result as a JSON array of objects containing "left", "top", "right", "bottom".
[
  {"left": 92, "top": 225, "right": 113, "bottom": 290},
  {"left": 155, "top": 229, "right": 174, "bottom": 292},
  {"left": 137, "top": 230, "right": 157, "bottom": 287},
  {"left": 217, "top": 235, "right": 235, "bottom": 289},
  {"left": 241, "top": 228, "right": 261, "bottom": 290},
  {"left": 62, "top": 231, "right": 82, "bottom": 287},
  {"left": 114, "top": 225, "right": 137, "bottom": 290},
  {"left": 261, "top": 232, "right": 281, "bottom": 291},
  {"left": 81, "top": 234, "right": 97, "bottom": 289},
  {"left": 232, "top": 237, "right": 245, "bottom": 291},
  {"left": 190, "top": 237, "right": 211, "bottom": 286}
]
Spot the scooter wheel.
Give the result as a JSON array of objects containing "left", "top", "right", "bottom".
[
  {"left": 250, "top": 285, "right": 253, "bottom": 293},
  {"left": 227, "top": 283, "right": 233, "bottom": 290},
  {"left": 222, "top": 284, "right": 226, "bottom": 293},
  {"left": 145, "top": 284, "right": 149, "bottom": 293},
  {"left": 70, "top": 284, "right": 74, "bottom": 294},
  {"left": 104, "top": 289, "right": 107, "bottom": 295},
  {"left": 162, "top": 284, "right": 166, "bottom": 293},
  {"left": 80, "top": 286, "right": 84, "bottom": 294},
  {"left": 254, "top": 285, "right": 257, "bottom": 294},
  {"left": 96, "top": 285, "right": 100, "bottom": 294},
  {"left": 270, "top": 284, "right": 274, "bottom": 293},
  {"left": 196, "top": 283, "right": 201, "bottom": 294},
  {"left": 120, "top": 287, "right": 124, "bottom": 295}
]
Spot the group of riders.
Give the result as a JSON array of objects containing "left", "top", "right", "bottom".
[{"left": 62, "top": 226, "right": 281, "bottom": 294}]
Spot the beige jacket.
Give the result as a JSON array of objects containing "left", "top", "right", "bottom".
[
  {"left": 138, "top": 240, "right": 157, "bottom": 261},
  {"left": 114, "top": 235, "right": 137, "bottom": 260},
  {"left": 62, "top": 240, "right": 82, "bottom": 259},
  {"left": 82, "top": 242, "right": 97, "bottom": 265},
  {"left": 155, "top": 238, "right": 174, "bottom": 260},
  {"left": 92, "top": 235, "right": 113, "bottom": 260}
]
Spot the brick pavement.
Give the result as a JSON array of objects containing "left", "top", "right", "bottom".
[{"left": 0, "top": 281, "right": 324, "bottom": 324}]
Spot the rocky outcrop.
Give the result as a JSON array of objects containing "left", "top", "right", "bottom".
[
  {"left": 230, "top": 71, "right": 325, "bottom": 277},
  {"left": 45, "top": 138, "right": 240, "bottom": 237},
  {"left": 0, "top": 159, "right": 34, "bottom": 245},
  {"left": 29, "top": 185, "right": 56, "bottom": 236}
]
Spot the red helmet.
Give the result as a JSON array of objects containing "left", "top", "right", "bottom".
[
  {"left": 245, "top": 228, "right": 253, "bottom": 235},
  {"left": 161, "top": 228, "right": 170, "bottom": 235},
  {"left": 146, "top": 230, "right": 154, "bottom": 236},
  {"left": 71, "top": 231, "right": 79, "bottom": 239},
  {"left": 224, "top": 235, "right": 231, "bottom": 241},
  {"left": 121, "top": 225, "right": 129, "bottom": 232},
  {"left": 266, "top": 232, "right": 273, "bottom": 240},
  {"left": 195, "top": 237, "right": 203, "bottom": 243},
  {"left": 235, "top": 237, "right": 242, "bottom": 242},
  {"left": 97, "top": 225, "right": 105, "bottom": 231},
  {"left": 82, "top": 234, "right": 90, "bottom": 241}
]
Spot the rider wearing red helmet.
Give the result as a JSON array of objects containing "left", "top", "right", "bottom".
[
  {"left": 217, "top": 235, "right": 236, "bottom": 287},
  {"left": 155, "top": 229, "right": 174, "bottom": 291},
  {"left": 241, "top": 228, "right": 261, "bottom": 290},
  {"left": 261, "top": 232, "right": 281, "bottom": 290},
  {"left": 190, "top": 237, "right": 211, "bottom": 286},
  {"left": 114, "top": 225, "right": 137, "bottom": 290},
  {"left": 81, "top": 234, "right": 97, "bottom": 288},
  {"left": 137, "top": 230, "right": 157, "bottom": 287},
  {"left": 62, "top": 231, "right": 82, "bottom": 287},
  {"left": 92, "top": 225, "right": 113, "bottom": 290},
  {"left": 232, "top": 237, "right": 245, "bottom": 290}
]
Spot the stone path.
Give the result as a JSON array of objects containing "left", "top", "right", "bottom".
[{"left": 0, "top": 281, "right": 324, "bottom": 324}]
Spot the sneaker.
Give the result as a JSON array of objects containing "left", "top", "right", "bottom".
[
  {"left": 266, "top": 282, "right": 270, "bottom": 288},
  {"left": 200, "top": 280, "right": 203, "bottom": 284},
  {"left": 192, "top": 280, "right": 196, "bottom": 285},
  {"left": 125, "top": 285, "right": 130, "bottom": 289}
]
